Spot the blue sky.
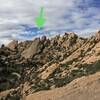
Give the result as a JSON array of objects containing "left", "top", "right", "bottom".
[{"left": 0, "top": 0, "right": 100, "bottom": 45}]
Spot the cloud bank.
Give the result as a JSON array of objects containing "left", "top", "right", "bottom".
[{"left": 0, "top": 0, "right": 100, "bottom": 44}]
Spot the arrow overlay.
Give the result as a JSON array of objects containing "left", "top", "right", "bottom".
[{"left": 35, "top": 7, "right": 46, "bottom": 29}]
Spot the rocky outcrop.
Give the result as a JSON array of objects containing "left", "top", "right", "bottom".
[
  {"left": 21, "top": 38, "right": 40, "bottom": 59},
  {"left": 0, "top": 31, "right": 100, "bottom": 100},
  {"left": 39, "top": 63, "right": 59, "bottom": 80},
  {"left": 26, "top": 72, "right": 100, "bottom": 100},
  {"left": 95, "top": 31, "right": 100, "bottom": 41},
  {"left": 7, "top": 40, "right": 18, "bottom": 51}
]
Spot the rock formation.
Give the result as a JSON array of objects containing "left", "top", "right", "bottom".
[
  {"left": 21, "top": 38, "right": 40, "bottom": 59},
  {"left": 0, "top": 31, "right": 100, "bottom": 100},
  {"left": 7, "top": 40, "right": 18, "bottom": 51}
]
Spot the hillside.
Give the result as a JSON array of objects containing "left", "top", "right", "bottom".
[
  {"left": 26, "top": 72, "right": 100, "bottom": 100},
  {"left": 0, "top": 31, "right": 100, "bottom": 100}
]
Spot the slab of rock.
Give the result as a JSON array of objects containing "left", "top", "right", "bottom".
[
  {"left": 21, "top": 38, "right": 40, "bottom": 59},
  {"left": 39, "top": 63, "right": 59, "bottom": 80},
  {"left": 26, "top": 72, "right": 100, "bottom": 100}
]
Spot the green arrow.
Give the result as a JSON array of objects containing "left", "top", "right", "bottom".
[{"left": 35, "top": 7, "right": 46, "bottom": 28}]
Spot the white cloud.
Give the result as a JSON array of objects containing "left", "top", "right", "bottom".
[{"left": 0, "top": 0, "right": 100, "bottom": 45}]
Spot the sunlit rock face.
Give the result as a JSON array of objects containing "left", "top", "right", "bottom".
[{"left": 0, "top": 32, "right": 100, "bottom": 100}]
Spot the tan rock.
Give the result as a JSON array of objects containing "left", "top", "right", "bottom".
[
  {"left": 95, "top": 31, "right": 100, "bottom": 41},
  {"left": 39, "top": 63, "right": 59, "bottom": 80},
  {"left": 26, "top": 72, "right": 100, "bottom": 100},
  {"left": 7, "top": 40, "right": 18, "bottom": 51},
  {"left": 21, "top": 38, "right": 40, "bottom": 59}
]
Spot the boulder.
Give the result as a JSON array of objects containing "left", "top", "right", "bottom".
[
  {"left": 95, "top": 31, "right": 100, "bottom": 41},
  {"left": 7, "top": 40, "right": 18, "bottom": 51},
  {"left": 21, "top": 38, "right": 40, "bottom": 59}
]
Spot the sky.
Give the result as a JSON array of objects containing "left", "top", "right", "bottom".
[{"left": 0, "top": 0, "right": 100, "bottom": 45}]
